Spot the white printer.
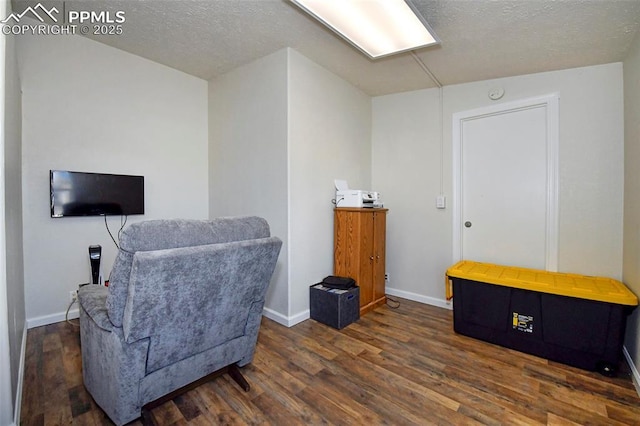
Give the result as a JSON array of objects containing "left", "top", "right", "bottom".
[{"left": 334, "top": 179, "right": 383, "bottom": 208}]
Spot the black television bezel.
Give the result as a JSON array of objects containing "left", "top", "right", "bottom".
[{"left": 50, "top": 170, "right": 145, "bottom": 218}]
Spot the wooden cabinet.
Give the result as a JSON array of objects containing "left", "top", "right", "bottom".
[{"left": 333, "top": 207, "right": 388, "bottom": 315}]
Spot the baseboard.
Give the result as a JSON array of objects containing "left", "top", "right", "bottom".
[
  {"left": 263, "top": 288, "right": 452, "bottom": 328},
  {"left": 12, "top": 325, "right": 27, "bottom": 426},
  {"left": 622, "top": 346, "right": 640, "bottom": 398},
  {"left": 30, "top": 305, "right": 306, "bottom": 330},
  {"left": 262, "top": 307, "right": 309, "bottom": 328},
  {"left": 26, "top": 306, "right": 78, "bottom": 329},
  {"left": 385, "top": 286, "right": 453, "bottom": 310},
  {"left": 265, "top": 288, "right": 452, "bottom": 327},
  {"left": 30, "top": 288, "right": 448, "bottom": 330}
]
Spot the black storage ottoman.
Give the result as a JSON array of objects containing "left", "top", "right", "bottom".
[{"left": 310, "top": 284, "right": 360, "bottom": 329}]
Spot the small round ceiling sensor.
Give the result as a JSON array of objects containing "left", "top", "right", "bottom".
[{"left": 488, "top": 87, "right": 505, "bottom": 100}]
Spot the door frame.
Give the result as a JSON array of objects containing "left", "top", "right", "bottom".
[{"left": 452, "top": 93, "right": 559, "bottom": 271}]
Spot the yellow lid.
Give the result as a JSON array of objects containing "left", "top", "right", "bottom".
[{"left": 446, "top": 260, "right": 638, "bottom": 306}]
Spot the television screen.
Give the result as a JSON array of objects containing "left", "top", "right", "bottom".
[{"left": 50, "top": 170, "right": 144, "bottom": 218}]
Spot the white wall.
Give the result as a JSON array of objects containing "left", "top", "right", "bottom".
[
  {"left": 373, "top": 63, "right": 624, "bottom": 305},
  {"left": 209, "top": 48, "right": 371, "bottom": 323},
  {"left": 372, "top": 88, "right": 449, "bottom": 306},
  {"left": 208, "top": 49, "right": 289, "bottom": 316},
  {"left": 288, "top": 49, "right": 371, "bottom": 317},
  {"left": 18, "top": 32, "right": 209, "bottom": 326},
  {"left": 0, "top": 2, "right": 12, "bottom": 424},
  {"left": 4, "top": 21, "right": 24, "bottom": 426},
  {"left": 623, "top": 30, "right": 640, "bottom": 385}
]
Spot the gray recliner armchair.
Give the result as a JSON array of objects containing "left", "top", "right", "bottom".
[{"left": 77, "top": 217, "right": 282, "bottom": 425}]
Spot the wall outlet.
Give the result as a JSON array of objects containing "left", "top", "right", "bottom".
[
  {"left": 69, "top": 290, "right": 78, "bottom": 303},
  {"left": 384, "top": 273, "right": 389, "bottom": 282}
]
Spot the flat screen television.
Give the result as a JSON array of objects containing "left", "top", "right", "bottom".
[{"left": 50, "top": 170, "right": 144, "bottom": 218}]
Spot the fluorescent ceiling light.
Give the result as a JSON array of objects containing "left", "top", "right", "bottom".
[{"left": 290, "top": 0, "right": 440, "bottom": 59}]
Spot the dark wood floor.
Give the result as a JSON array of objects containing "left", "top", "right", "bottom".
[{"left": 21, "top": 298, "right": 640, "bottom": 425}]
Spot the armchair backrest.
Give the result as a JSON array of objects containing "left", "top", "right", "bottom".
[
  {"left": 106, "top": 217, "right": 271, "bottom": 327},
  {"left": 105, "top": 217, "right": 281, "bottom": 374}
]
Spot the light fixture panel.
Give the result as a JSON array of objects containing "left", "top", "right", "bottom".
[{"left": 290, "top": 0, "right": 440, "bottom": 59}]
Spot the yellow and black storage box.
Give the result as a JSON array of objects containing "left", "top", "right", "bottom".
[{"left": 445, "top": 260, "right": 638, "bottom": 375}]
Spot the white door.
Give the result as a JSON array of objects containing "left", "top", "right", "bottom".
[{"left": 453, "top": 95, "right": 559, "bottom": 271}]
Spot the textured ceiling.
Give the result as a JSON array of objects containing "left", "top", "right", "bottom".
[{"left": 12, "top": 0, "right": 640, "bottom": 96}]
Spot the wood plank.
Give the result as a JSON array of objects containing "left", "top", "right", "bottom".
[
  {"left": 173, "top": 393, "right": 202, "bottom": 421},
  {"left": 315, "top": 366, "right": 448, "bottom": 425},
  {"left": 190, "top": 381, "right": 247, "bottom": 425},
  {"left": 146, "top": 401, "right": 184, "bottom": 425},
  {"left": 547, "top": 412, "right": 584, "bottom": 426},
  {"left": 356, "top": 346, "right": 542, "bottom": 425},
  {"left": 606, "top": 403, "right": 640, "bottom": 425},
  {"left": 247, "top": 363, "right": 327, "bottom": 424},
  {"left": 296, "top": 370, "right": 385, "bottom": 424},
  {"left": 211, "top": 375, "right": 269, "bottom": 424}
]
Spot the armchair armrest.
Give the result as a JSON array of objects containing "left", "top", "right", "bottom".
[{"left": 78, "top": 285, "right": 115, "bottom": 332}]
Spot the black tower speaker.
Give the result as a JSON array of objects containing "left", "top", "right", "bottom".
[{"left": 89, "top": 245, "right": 102, "bottom": 284}]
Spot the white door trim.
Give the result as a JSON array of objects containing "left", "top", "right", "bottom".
[{"left": 452, "top": 93, "right": 559, "bottom": 271}]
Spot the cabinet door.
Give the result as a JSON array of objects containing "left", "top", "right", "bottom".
[
  {"left": 334, "top": 210, "right": 372, "bottom": 308},
  {"left": 334, "top": 210, "right": 361, "bottom": 279},
  {"left": 373, "top": 212, "right": 386, "bottom": 302},
  {"left": 359, "top": 212, "right": 375, "bottom": 307},
  {"left": 334, "top": 209, "right": 385, "bottom": 311}
]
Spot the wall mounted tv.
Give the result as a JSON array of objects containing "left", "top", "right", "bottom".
[{"left": 50, "top": 170, "right": 145, "bottom": 218}]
